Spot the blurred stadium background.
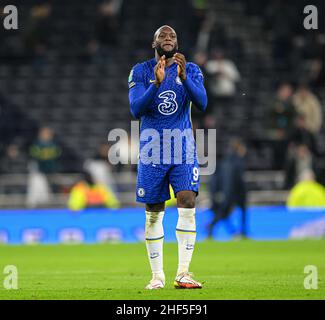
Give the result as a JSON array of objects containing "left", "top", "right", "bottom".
[{"left": 0, "top": 0, "right": 325, "bottom": 244}]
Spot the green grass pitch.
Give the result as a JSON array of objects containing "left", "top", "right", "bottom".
[{"left": 0, "top": 240, "right": 324, "bottom": 300}]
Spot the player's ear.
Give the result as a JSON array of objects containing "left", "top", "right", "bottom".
[{"left": 152, "top": 41, "right": 156, "bottom": 49}]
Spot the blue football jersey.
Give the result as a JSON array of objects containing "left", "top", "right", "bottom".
[{"left": 128, "top": 58, "right": 205, "bottom": 165}]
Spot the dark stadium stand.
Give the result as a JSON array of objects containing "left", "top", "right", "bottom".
[{"left": 0, "top": 0, "right": 324, "bottom": 207}]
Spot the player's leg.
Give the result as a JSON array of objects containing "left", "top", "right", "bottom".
[
  {"left": 176, "top": 190, "right": 197, "bottom": 274},
  {"left": 169, "top": 164, "right": 202, "bottom": 289},
  {"left": 144, "top": 202, "right": 166, "bottom": 289},
  {"left": 136, "top": 163, "right": 171, "bottom": 289}
]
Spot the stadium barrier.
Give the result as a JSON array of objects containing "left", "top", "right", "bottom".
[{"left": 0, "top": 206, "right": 324, "bottom": 244}]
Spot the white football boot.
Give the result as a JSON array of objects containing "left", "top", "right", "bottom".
[
  {"left": 174, "top": 272, "right": 202, "bottom": 289},
  {"left": 145, "top": 278, "right": 165, "bottom": 290}
]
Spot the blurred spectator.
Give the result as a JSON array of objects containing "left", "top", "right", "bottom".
[
  {"left": 26, "top": 127, "right": 61, "bottom": 207},
  {"left": 23, "top": 3, "right": 52, "bottom": 64},
  {"left": 68, "top": 172, "right": 120, "bottom": 211},
  {"left": 287, "top": 169, "right": 325, "bottom": 208},
  {"left": 84, "top": 143, "right": 117, "bottom": 193},
  {"left": 205, "top": 50, "right": 240, "bottom": 109},
  {"left": 0, "top": 143, "right": 27, "bottom": 174},
  {"left": 292, "top": 85, "right": 322, "bottom": 135},
  {"left": 284, "top": 114, "right": 319, "bottom": 189},
  {"left": 207, "top": 137, "right": 247, "bottom": 239},
  {"left": 29, "top": 127, "right": 62, "bottom": 174},
  {"left": 307, "top": 58, "right": 325, "bottom": 89},
  {"left": 268, "top": 83, "right": 296, "bottom": 169},
  {"left": 284, "top": 142, "right": 315, "bottom": 190},
  {"left": 87, "top": 1, "right": 121, "bottom": 64},
  {"left": 288, "top": 115, "right": 318, "bottom": 156},
  {"left": 269, "top": 83, "right": 296, "bottom": 138}
]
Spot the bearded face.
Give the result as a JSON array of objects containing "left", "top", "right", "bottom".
[
  {"left": 153, "top": 26, "right": 178, "bottom": 59},
  {"left": 155, "top": 43, "right": 178, "bottom": 59}
]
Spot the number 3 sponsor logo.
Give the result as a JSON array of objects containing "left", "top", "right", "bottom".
[{"left": 158, "top": 90, "right": 178, "bottom": 115}]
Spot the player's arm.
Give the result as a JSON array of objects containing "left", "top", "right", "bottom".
[
  {"left": 174, "top": 53, "right": 207, "bottom": 111},
  {"left": 128, "top": 71, "right": 158, "bottom": 119},
  {"left": 128, "top": 57, "right": 166, "bottom": 118}
]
